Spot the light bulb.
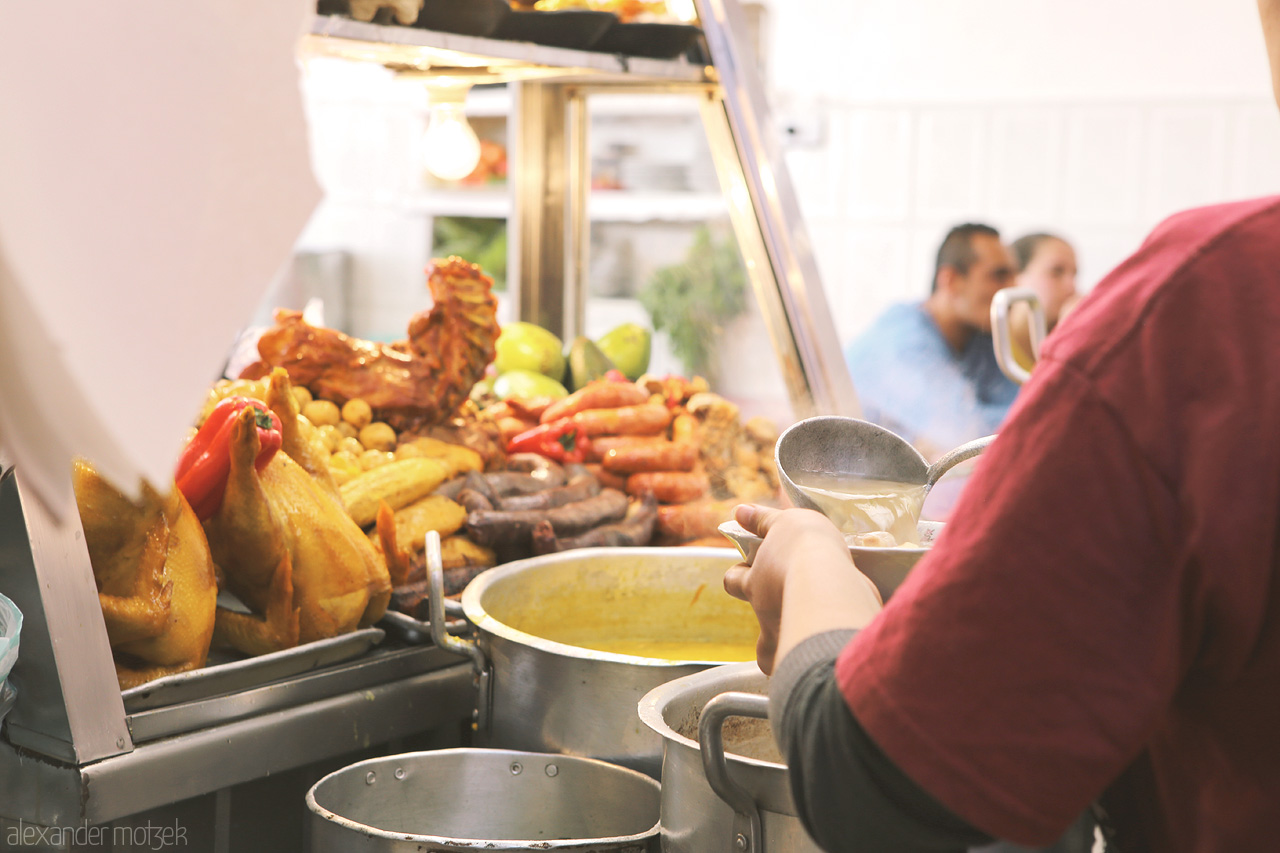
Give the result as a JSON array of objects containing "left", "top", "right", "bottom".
[
  {"left": 666, "top": 0, "right": 697, "bottom": 23},
  {"left": 422, "top": 102, "right": 481, "bottom": 182}
]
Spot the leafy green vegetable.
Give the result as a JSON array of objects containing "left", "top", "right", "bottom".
[
  {"left": 432, "top": 217, "right": 507, "bottom": 292},
  {"left": 638, "top": 225, "right": 748, "bottom": 382}
]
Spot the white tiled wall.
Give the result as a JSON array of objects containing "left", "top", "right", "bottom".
[
  {"left": 765, "top": 0, "right": 1280, "bottom": 348},
  {"left": 784, "top": 96, "right": 1280, "bottom": 346}
]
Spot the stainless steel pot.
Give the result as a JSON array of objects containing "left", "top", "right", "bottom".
[
  {"left": 426, "top": 537, "right": 757, "bottom": 778},
  {"left": 638, "top": 662, "right": 821, "bottom": 853},
  {"left": 306, "top": 748, "right": 661, "bottom": 852}
]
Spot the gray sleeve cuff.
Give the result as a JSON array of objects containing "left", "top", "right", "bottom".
[{"left": 768, "top": 628, "right": 858, "bottom": 747}]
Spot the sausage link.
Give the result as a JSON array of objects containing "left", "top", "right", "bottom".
[
  {"left": 586, "top": 434, "right": 667, "bottom": 463},
  {"left": 497, "top": 473, "right": 601, "bottom": 512},
  {"left": 466, "top": 488, "right": 628, "bottom": 547},
  {"left": 603, "top": 441, "right": 697, "bottom": 474},
  {"left": 655, "top": 498, "right": 741, "bottom": 540},
  {"left": 571, "top": 403, "right": 672, "bottom": 437},
  {"left": 625, "top": 470, "right": 710, "bottom": 504},
  {"left": 541, "top": 381, "right": 650, "bottom": 424},
  {"left": 531, "top": 493, "right": 658, "bottom": 554}
]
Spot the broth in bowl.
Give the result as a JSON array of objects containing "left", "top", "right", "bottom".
[{"left": 790, "top": 473, "right": 927, "bottom": 548}]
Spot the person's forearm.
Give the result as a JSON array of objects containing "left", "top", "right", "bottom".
[
  {"left": 776, "top": 546, "right": 882, "bottom": 667},
  {"left": 772, "top": 642, "right": 996, "bottom": 853}
]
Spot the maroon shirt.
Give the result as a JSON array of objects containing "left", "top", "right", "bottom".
[{"left": 837, "top": 196, "right": 1280, "bottom": 851}]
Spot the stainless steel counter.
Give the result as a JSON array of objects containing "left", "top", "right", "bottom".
[
  {"left": 0, "top": 463, "right": 477, "bottom": 842},
  {"left": 0, "top": 654, "right": 472, "bottom": 828}
]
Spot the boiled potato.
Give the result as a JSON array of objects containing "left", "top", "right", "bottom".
[
  {"left": 317, "top": 424, "right": 342, "bottom": 452},
  {"left": 303, "top": 399, "right": 341, "bottom": 427},
  {"left": 359, "top": 422, "right": 397, "bottom": 452},
  {"left": 342, "top": 398, "right": 373, "bottom": 429}
]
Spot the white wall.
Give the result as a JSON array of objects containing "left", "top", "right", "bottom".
[{"left": 768, "top": 0, "right": 1280, "bottom": 344}]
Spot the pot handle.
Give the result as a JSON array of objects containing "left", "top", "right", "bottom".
[
  {"left": 990, "top": 287, "right": 1046, "bottom": 386},
  {"left": 699, "top": 691, "right": 769, "bottom": 853},
  {"left": 425, "top": 533, "right": 494, "bottom": 735}
]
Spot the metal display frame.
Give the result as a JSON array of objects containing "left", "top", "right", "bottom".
[{"left": 0, "top": 3, "right": 853, "bottom": 845}]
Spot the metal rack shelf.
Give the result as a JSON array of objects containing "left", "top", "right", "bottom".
[
  {"left": 304, "top": 15, "right": 713, "bottom": 85},
  {"left": 400, "top": 187, "right": 726, "bottom": 221}
]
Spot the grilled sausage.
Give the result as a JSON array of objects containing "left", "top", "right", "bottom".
[
  {"left": 625, "top": 470, "right": 710, "bottom": 504},
  {"left": 433, "top": 475, "right": 467, "bottom": 500},
  {"left": 466, "top": 488, "right": 629, "bottom": 548},
  {"left": 503, "top": 453, "right": 566, "bottom": 486},
  {"left": 483, "top": 469, "right": 566, "bottom": 496},
  {"left": 540, "top": 381, "right": 651, "bottom": 424},
  {"left": 584, "top": 463, "right": 629, "bottom": 491},
  {"left": 602, "top": 441, "right": 697, "bottom": 474},
  {"left": 586, "top": 434, "right": 667, "bottom": 463},
  {"left": 531, "top": 493, "right": 658, "bottom": 554},
  {"left": 497, "top": 472, "right": 601, "bottom": 512},
  {"left": 655, "top": 498, "right": 741, "bottom": 541},
  {"left": 456, "top": 488, "right": 494, "bottom": 513},
  {"left": 570, "top": 403, "right": 672, "bottom": 437}
]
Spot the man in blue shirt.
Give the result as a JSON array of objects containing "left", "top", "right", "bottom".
[{"left": 844, "top": 223, "right": 1020, "bottom": 461}]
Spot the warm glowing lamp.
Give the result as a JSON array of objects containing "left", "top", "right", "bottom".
[
  {"left": 666, "top": 0, "right": 697, "bottom": 23},
  {"left": 422, "top": 81, "right": 481, "bottom": 182}
]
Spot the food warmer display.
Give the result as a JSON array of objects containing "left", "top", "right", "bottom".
[{"left": 0, "top": 0, "right": 852, "bottom": 848}]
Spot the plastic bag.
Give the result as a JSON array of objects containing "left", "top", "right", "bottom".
[{"left": 0, "top": 593, "right": 21, "bottom": 687}]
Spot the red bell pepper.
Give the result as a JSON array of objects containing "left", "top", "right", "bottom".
[
  {"left": 176, "top": 396, "right": 282, "bottom": 521},
  {"left": 506, "top": 418, "right": 591, "bottom": 463}
]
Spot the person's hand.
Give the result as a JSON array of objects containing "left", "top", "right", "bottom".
[{"left": 723, "top": 504, "right": 862, "bottom": 674}]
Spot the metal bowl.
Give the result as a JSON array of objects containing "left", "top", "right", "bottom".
[
  {"left": 718, "top": 520, "right": 943, "bottom": 602},
  {"left": 307, "top": 748, "right": 661, "bottom": 852},
  {"left": 846, "top": 520, "right": 943, "bottom": 600}
]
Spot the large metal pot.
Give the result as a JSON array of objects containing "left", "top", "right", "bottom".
[
  {"left": 427, "top": 541, "right": 757, "bottom": 777},
  {"left": 639, "top": 662, "right": 821, "bottom": 853},
  {"left": 306, "top": 748, "right": 661, "bottom": 852}
]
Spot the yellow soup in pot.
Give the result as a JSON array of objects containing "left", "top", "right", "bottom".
[{"left": 480, "top": 561, "right": 760, "bottom": 662}]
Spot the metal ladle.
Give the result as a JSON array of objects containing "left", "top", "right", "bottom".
[
  {"left": 720, "top": 416, "right": 993, "bottom": 569},
  {"left": 774, "top": 416, "right": 994, "bottom": 513}
]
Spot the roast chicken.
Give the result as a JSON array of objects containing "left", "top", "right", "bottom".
[
  {"left": 242, "top": 256, "right": 501, "bottom": 432},
  {"left": 73, "top": 460, "right": 218, "bottom": 690},
  {"left": 203, "top": 368, "right": 391, "bottom": 655}
]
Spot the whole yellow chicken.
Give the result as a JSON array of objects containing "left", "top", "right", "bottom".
[
  {"left": 73, "top": 460, "right": 218, "bottom": 689},
  {"left": 203, "top": 368, "right": 391, "bottom": 655}
]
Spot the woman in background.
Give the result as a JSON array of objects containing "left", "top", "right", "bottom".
[{"left": 1008, "top": 233, "right": 1081, "bottom": 370}]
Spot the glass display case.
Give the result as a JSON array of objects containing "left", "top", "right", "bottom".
[
  {"left": 0, "top": 1, "right": 854, "bottom": 843},
  {"left": 296, "top": 0, "right": 856, "bottom": 423}
]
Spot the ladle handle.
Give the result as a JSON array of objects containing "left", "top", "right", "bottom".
[{"left": 925, "top": 434, "right": 996, "bottom": 491}]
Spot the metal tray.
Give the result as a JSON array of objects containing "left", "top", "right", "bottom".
[
  {"left": 589, "top": 22, "right": 702, "bottom": 59},
  {"left": 412, "top": 0, "right": 511, "bottom": 36},
  {"left": 120, "top": 628, "right": 385, "bottom": 713},
  {"left": 490, "top": 9, "right": 618, "bottom": 50},
  {"left": 379, "top": 607, "right": 470, "bottom": 645}
]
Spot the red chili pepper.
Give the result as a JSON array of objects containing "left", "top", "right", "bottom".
[
  {"left": 175, "top": 396, "right": 282, "bottom": 520},
  {"left": 506, "top": 418, "right": 591, "bottom": 463}
]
